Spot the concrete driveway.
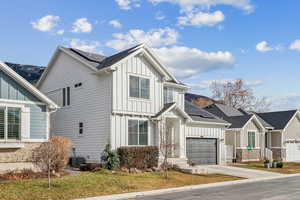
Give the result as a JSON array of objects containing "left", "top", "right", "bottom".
[
  {"left": 201, "top": 165, "right": 282, "bottom": 178},
  {"left": 137, "top": 175, "right": 300, "bottom": 200}
]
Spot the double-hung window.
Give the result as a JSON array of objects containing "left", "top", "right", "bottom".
[
  {"left": 128, "top": 120, "right": 148, "bottom": 145},
  {"left": 0, "top": 107, "right": 21, "bottom": 141},
  {"left": 129, "top": 76, "right": 150, "bottom": 99},
  {"left": 164, "top": 87, "right": 174, "bottom": 104},
  {"left": 248, "top": 131, "right": 256, "bottom": 148}
]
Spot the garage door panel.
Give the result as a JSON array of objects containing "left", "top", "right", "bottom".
[{"left": 186, "top": 138, "right": 217, "bottom": 165}]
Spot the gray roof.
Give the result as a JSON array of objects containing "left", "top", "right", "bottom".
[
  {"left": 4, "top": 62, "right": 45, "bottom": 84},
  {"left": 185, "top": 101, "right": 229, "bottom": 124},
  {"left": 203, "top": 103, "right": 273, "bottom": 129},
  {"left": 62, "top": 44, "right": 142, "bottom": 70},
  {"left": 256, "top": 110, "right": 298, "bottom": 130}
]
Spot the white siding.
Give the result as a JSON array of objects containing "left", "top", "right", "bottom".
[
  {"left": 110, "top": 114, "right": 155, "bottom": 150},
  {"left": 39, "top": 52, "right": 112, "bottom": 163}
]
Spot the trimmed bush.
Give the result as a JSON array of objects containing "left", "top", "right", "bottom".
[
  {"left": 101, "top": 144, "right": 120, "bottom": 170},
  {"left": 277, "top": 162, "right": 284, "bottom": 168},
  {"left": 117, "top": 146, "right": 159, "bottom": 169}
]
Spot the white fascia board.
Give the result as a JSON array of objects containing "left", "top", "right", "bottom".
[
  {"left": 242, "top": 115, "right": 266, "bottom": 132},
  {"left": 163, "top": 81, "right": 189, "bottom": 90},
  {"left": 188, "top": 120, "right": 231, "bottom": 126},
  {"left": 0, "top": 62, "right": 58, "bottom": 110}
]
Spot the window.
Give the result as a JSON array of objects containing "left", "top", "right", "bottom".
[
  {"left": 128, "top": 120, "right": 148, "bottom": 145},
  {"left": 79, "top": 122, "right": 83, "bottom": 135},
  {"left": 62, "top": 87, "right": 70, "bottom": 107},
  {"left": 74, "top": 82, "right": 82, "bottom": 88},
  {"left": 0, "top": 107, "right": 21, "bottom": 140},
  {"left": 164, "top": 87, "right": 174, "bottom": 104},
  {"left": 129, "top": 76, "right": 150, "bottom": 99},
  {"left": 248, "top": 131, "right": 256, "bottom": 148}
]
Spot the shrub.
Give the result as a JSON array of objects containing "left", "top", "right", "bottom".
[
  {"left": 277, "top": 162, "right": 284, "bottom": 168},
  {"left": 117, "top": 146, "right": 159, "bottom": 169},
  {"left": 50, "top": 136, "right": 73, "bottom": 172},
  {"left": 101, "top": 144, "right": 120, "bottom": 170}
]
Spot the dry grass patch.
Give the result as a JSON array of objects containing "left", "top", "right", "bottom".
[
  {"left": 0, "top": 169, "right": 241, "bottom": 200},
  {"left": 232, "top": 162, "right": 300, "bottom": 174}
]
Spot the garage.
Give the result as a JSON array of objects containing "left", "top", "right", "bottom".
[
  {"left": 186, "top": 138, "right": 218, "bottom": 165},
  {"left": 286, "top": 142, "right": 300, "bottom": 162}
]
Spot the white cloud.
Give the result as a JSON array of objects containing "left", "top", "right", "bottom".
[
  {"left": 190, "top": 79, "right": 262, "bottom": 90},
  {"left": 115, "top": 0, "right": 141, "bottom": 10},
  {"left": 69, "top": 39, "right": 102, "bottom": 54},
  {"left": 290, "top": 40, "right": 300, "bottom": 51},
  {"left": 56, "top": 29, "right": 64, "bottom": 35},
  {"left": 178, "top": 10, "right": 224, "bottom": 27},
  {"left": 256, "top": 41, "right": 273, "bottom": 52},
  {"left": 109, "top": 20, "right": 123, "bottom": 28},
  {"left": 153, "top": 46, "right": 235, "bottom": 78},
  {"left": 106, "top": 28, "right": 179, "bottom": 50},
  {"left": 155, "top": 11, "right": 166, "bottom": 20},
  {"left": 31, "top": 15, "right": 60, "bottom": 33},
  {"left": 149, "top": 0, "right": 254, "bottom": 13},
  {"left": 71, "top": 18, "right": 92, "bottom": 33}
]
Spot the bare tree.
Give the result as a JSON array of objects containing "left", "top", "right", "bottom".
[
  {"left": 33, "top": 136, "right": 72, "bottom": 188},
  {"left": 210, "top": 79, "right": 271, "bottom": 112},
  {"left": 159, "top": 118, "right": 177, "bottom": 179}
]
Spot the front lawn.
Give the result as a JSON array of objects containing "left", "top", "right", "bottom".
[
  {"left": 0, "top": 170, "right": 241, "bottom": 200},
  {"left": 232, "top": 162, "right": 300, "bottom": 174}
]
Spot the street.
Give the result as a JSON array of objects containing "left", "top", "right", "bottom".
[{"left": 136, "top": 176, "right": 300, "bottom": 200}]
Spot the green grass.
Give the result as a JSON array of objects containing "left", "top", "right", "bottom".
[
  {"left": 0, "top": 169, "right": 241, "bottom": 200},
  {"left": 232, "top": 162, "right": 300, "bottom": 174}
]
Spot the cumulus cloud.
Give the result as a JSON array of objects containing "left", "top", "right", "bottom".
[
  {"left": 153, "top": 46, "right": 235, "bottom": 78},
  {"left": 155, "top": 11, "right": 166, "bottom": 20},
  {"left": 149, "top": 0, "right": 254, "bottom": 13},
  {"left": 178, "top": 10, "right": 225, "bottom": 27},
  {"left": 256, "top": 41, "right": 273, "bottom": 52},
  {"left": 109, "top": 20, "right": 123, "bottom": 28},
  {"left": 290, "top": 40, "right": 300, "bottom": 51},
  {"left": 115, "top": 0, "right": 141, "bottom": 10},
  {"left": 71, "top": 18, "right": 92, "bottom": 33},
  {"left": 31, "top": 15, "right": 60, "bottom": 33},
  {"left": 106, "top": 28, "right": 179, "bottom": 50},
  {"left": 56, "top": 29, "right": 64, "bottom": 35},
  {"left": 69, "top": 39, "right": 102, "bottom": 54}
]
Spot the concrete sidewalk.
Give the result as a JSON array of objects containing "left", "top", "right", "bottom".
[
  {"left": 201, "top": 165, "right": 282, "bottom": 178},
  {"left": 76, "top": 173, "right": 300, "bottom": 200}
]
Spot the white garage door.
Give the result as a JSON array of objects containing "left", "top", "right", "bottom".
[{"left": 286, "top": 143, "right": 300, "bottom": 162}]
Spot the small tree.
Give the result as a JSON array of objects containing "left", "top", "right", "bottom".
[
  {"left": 33, "top": 136, "right": 72, "bottom": 188},
  {"left": 159, "top": 118, "right": 177, "bottom": 179}
]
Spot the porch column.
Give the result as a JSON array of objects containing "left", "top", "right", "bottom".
[{"left": 178, "top": 119, "right": 185, "bottom": 158}]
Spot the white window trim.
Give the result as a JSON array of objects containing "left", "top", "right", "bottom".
[
  {"left": 61, "top": 86, "right": 71, "bottom": 108},
  {"left": 0, "top": 102, "right": 24, "bottom": 142},
  {"left": 127, "top": 118, "right": 150, "bottom": 146},
  {"left": 247, "top": 130, "right": 257, "bottom": 148},
  {"left": 128, "top": 74, "right": 151, "bottom": 101},
  {"left": 164, "top": 87, "right": 174, "bottom": 104}
]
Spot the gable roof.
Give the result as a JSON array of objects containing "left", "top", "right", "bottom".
[
  {"left": 4, "top": 62, "right": 45, "bottom": 84},
  {"left": 152, "top": 102, "right": 191, "bottom": 120},
  {"left": 38, "top": 44, "right": 185, "bottom": 88},
  {"left": 256, "top": 110, "right": 298, "bottom": 130},
  {"left": 0, "top": 62, "right": 58, "bottom": 109}
]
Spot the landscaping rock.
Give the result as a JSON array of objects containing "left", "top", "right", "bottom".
[
  {"left": 120, "top": 167, "right": 129, "bottom": 173},
  {"left": 152, "top": 167, "right": 160, "bottom": 172},
  {"left": 145, "top": 168, "right": 153, "bottom": 172}
]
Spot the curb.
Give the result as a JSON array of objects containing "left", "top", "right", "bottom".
[{"left": 76, "top": 173, "right": 300, "bottom": 200}]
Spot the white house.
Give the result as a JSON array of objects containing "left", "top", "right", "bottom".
[{"left": 37, "top": 44, "right": 230, "bottom": 166}]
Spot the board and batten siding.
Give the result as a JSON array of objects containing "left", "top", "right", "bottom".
[
  {"left": 240, "top": 119, "right": 263, "bottom": 148},
  {"left": 39, "top": 52, "right": 112, "bottom": 163},
  {"left": 110, "top": 114, "right": 156, "bottom": 150},
  {"left": 0, "top": 70, "right": 48, "bottom": 140},
  {"left": 283, "top": 114, "right": 300, "bottom": 147},
  {"left": 112, "top": 55, "right": 185, "bottom": 114}
]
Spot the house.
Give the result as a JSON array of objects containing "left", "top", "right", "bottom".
[
  {"left": 0, "top": 62, "right": 58, "bottom": 172},
  {"left": 257, "top": 110, "right": 300, "bottom": 162},
  {"left": 203, "top": 103, "right": 274, "bottom": 162},
  {"left": 37, "top": 44, "right": 230, "bottom": 166}
]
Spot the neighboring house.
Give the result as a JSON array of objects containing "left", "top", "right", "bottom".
[
  {"left": 37, "top": 44, "right": 230, "bottom": 166},
  {"left": 203, "top": 103, "right": 274, "bottom": 162},
  {"left": 257, "top": 110, "right": 300, "bottom": 162},
  {"left": 0, "top": 62, "right": 58, "bottom": 172}
]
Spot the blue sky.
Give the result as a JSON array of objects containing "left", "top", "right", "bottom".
[{"left": 0, "top": 0, "right": 299, "bottom": 111}]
